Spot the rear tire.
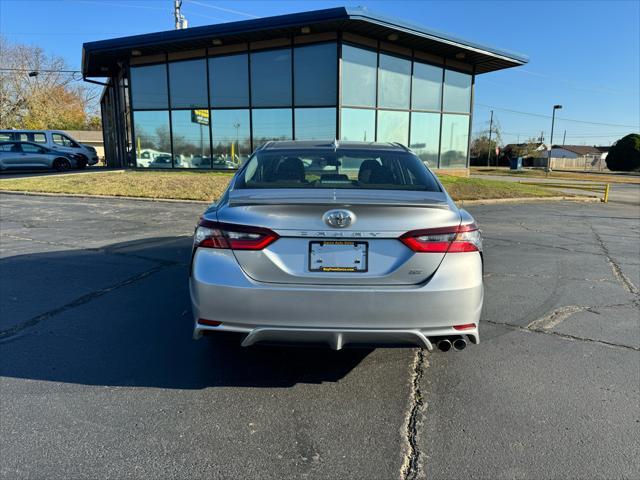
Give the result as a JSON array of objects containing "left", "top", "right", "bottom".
[{"left": 53, "top": 158, "right": 71, "bottom": 172}]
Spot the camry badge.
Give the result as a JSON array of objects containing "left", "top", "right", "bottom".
[{"left": 323, "top": 209, "right": 355, "bottom": 228}]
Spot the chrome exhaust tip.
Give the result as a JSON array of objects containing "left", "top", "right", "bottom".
[
  {"left": 437, "top": 339, "right": 452, "bottom": 352},
  {"left": 453, "top": 338, "right": 467, "bottom": 351}
]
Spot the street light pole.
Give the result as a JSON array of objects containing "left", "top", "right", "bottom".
[
  {"left": 546, "top": 104, "right": 562, "bottom": 174},
  {"left": 486, "top": 110, "right": 493, "bottom": 167}
]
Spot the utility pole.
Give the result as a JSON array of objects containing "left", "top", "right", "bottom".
[
  {"left": 174, "top": 0, "right": 187, "bottom": 30},
  {"left": 486, "top": 110, "right": 493, "bottom": 167},
  {"left": 562, "top": 130, "right": 566, "bottom": 147}
]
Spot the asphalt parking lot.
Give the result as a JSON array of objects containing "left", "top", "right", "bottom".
[{"left": 1, "top": 193, "right": 638, "bottom": 479}]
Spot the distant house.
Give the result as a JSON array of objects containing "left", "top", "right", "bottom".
[
  {"left": 548, "top": 145, "right": 608, "bottom": 170},
  {"left": 63, "top": 130, "right": 104, "bottom": 160},
  {"left": 503, "top": 142, "right": 547, "bottom": 156}
]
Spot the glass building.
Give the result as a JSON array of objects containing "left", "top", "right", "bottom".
[{"left": 84, "top": 7, "right": 527, "bottom": 171}]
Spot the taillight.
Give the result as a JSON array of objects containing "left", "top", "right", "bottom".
[
  {"left": 194, "top": 219, "right": 279, "bottom": 250},
  {"left": 453, "top": 323, "right": 476, "bottom": 330},
  {"left": 400, "top": 223, "right": 482, "bottom": 253}
]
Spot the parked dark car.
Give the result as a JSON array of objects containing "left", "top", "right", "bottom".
[{"left": 0, "top": 141, "right": 81, "bottom": 172}]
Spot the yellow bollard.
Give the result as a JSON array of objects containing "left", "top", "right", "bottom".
[{"left": 603, "top": 184, "right": 610, "bottom": 203}]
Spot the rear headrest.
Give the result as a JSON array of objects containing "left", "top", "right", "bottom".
[
  {"left": 358, "top": 159, "right": 381, "bottom": 183},
  {"left": 368, "top": 165, "right": 395, "bottom": 184},
  {"left": 274, "top": 157, "right": 305, "bottom": 182}
]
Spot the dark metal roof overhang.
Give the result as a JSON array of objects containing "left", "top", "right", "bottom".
[{"left": 82, "top": 6, "right": 528, "bottom": 77}]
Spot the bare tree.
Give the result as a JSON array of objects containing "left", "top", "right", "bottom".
[
  {"left": 0, "top": 36, "right": 101, "bottom": 130},
  {"left": 471, "top": 119, "right": 503, "bottom": 163}
]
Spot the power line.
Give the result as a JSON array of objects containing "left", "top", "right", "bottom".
[
  {"left": 184, "top": 0, "right": 259, "bottom": 18},
  {"left": 474, "top": 103, "right": 639, "bottom": 129},
  {"left": 0, "top": 67, "right": 81, "bottom": 73}
]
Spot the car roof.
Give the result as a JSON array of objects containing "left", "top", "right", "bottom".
[{"left": 259, "top": 140, "right": 411, "bottom": 153}]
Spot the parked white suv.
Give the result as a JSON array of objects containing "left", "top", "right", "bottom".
[{"left": 0, "top": 130, "right": 99, "bottom": 168}]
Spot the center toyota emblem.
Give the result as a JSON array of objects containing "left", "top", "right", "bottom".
[{"left": 323, "top": 209, "right": 355, "bottom": 228}]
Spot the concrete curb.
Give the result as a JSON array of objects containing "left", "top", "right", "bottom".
[
  {"left": 457, "top": 196, "right": 601, "bottom": 206},
  {"left": 0, "top": 190, "right": 211, "bottom": 205},
  {"left": 0, "top": 190, "right": 602, "bottom": 206}
]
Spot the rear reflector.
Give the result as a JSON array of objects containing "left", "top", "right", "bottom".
[
  {"left": 400, "top": 223, "right": 481, "bottom": 253},
  {"left": 453, "top": 323, "right": 476, "bottom": 331},
  {"left": 194, "top": 219, "right": 279, "bottom": 251},
  {"left": 198, "top": 318, "right": 222, "bottom": 327}
]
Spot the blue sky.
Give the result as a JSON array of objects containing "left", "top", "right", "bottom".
[{"left": 1, "top": 0, "right": 638, "bottom": 146}]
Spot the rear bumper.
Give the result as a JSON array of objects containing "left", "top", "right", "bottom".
[{"left": 190, "top": 249, "right": 483, "bottom": 349}]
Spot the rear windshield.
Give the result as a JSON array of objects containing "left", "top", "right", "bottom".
[{"left": 235, "top": 149, "right": 441, "bottom": 192}]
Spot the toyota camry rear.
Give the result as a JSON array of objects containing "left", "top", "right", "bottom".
[{"left": 190, "top": 141, "right": 483, "bottom": 351}]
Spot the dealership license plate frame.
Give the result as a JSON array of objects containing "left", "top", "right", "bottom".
[{"left": 308, "top": 240, "right": 369, "bottom": 273}]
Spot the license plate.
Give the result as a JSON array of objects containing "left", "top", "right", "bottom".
[{"left": 309, "top": 241, "right": 368, "bottom": 272}]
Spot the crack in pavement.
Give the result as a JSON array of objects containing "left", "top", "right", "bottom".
[
  {"left": 0, "top": 262, "right": 174, "bottom": 341},
  {"left": 486, "top": 316, "right": 640, "bottom": 352},
  {"left": 484, "top": 272, "right": 614, "bottom": 284},
  {"left": 526, "top": 305, "right": 590, "bottom": 331},
  {"left": 400, "top": 349, "right": 427, "bottom": 480},
  {"left": 484, "top": 236, "right": 598, "bottom": 255},
  {"left": 591, "top": 227, "right": 639, "bottom": 295}
]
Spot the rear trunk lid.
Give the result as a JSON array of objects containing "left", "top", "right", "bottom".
[{"left": 215, "top": 189, "right": 460, "bottom": 285}]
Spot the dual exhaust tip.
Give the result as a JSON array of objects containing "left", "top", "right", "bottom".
[{"left": 436, "top": 337, "right": 467, "bottom": 352}]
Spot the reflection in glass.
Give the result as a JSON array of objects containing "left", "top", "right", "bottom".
[
  {"left": 130, "top": 64, "right": 168, "bottom": 109},
  {"left": 294, "top": 43, "right": 337, "bottom": 106},
  {"left": 443, "top": 70, "right": 472, "bottom": 113},
  {"left": 340, "top": 108, "right": 375, "bottom": 142},
  {"left": 211, "top": 109, "right": 251, "bottom": 167},
  {"left": 440, "top": 114, "right": 470, "bottom": 168},
  {"left": 341, "top": 44, "right": 377, "bottom": 107},
  {"left": 250, "top": 49, "right": 292, "bottom": 107},
  {"left": 252, "top": 108, "right": 292, "bottom": 146},
  {"left": 170, "top": 110, "right": 211, "bottom": 169},
  {"left": 378, "top": 53, "right": 411, "bottom": 109},
  {"left": 377, "top": 110, "right": 409, "bottom": 144},
  {"left": 168, "top": 59, "right": 208, "bottom": 108},
  {"left": 209, "top": 54, "right": 249, "bottom": 107},
  {"left": 133, "top": 110, "right": 172, "bottom": 168},
  {"left": 295, "top": 108, "right": 336, "bottom": 140},
  {"left": 412, "top": 62, "right": 442, "bottom": 111},
  {"left": 410, "top": 112, "right": 441, "bottom": 164}
]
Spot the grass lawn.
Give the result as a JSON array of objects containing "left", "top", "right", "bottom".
[
  {"left": 0, "top": 170, "right": 559, "bottom": 202},
  {"left": 471, "top": 167, "right": 640, "bottom": 184}
]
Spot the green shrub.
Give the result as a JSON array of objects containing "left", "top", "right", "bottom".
[{"left": 606, "top": 134, "right": 640, "bottom": 171}]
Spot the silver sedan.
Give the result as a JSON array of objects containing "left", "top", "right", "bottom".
[
  {"left": 0, "top": 141, "right": 78, "bottom": 171},
  {"left": 190, "top": 141, "right": 483, "bottom": 352}
]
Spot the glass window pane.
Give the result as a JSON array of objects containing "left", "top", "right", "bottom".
[
  {"left": 169, "top": 59, "right": 208, "bottom": 108},
  {"left": 133, "top": 110, "right": 171, "bottom": 168},
  {"left": 252, "top": 108, "right": 292, "bottom": 146},
  {"left": 130, "top": 64, "right": 168, "bottom": 109},
  {"left": 443, "top": 70, "right": 471, "bottom": 113},
  {"left": 340, "top": 108, "right": 375, "bottom": 142},
  {"left": 170, "top": 110, "right": 211, "bottom": 169},
  {"left": 250, "top": 49, "right": 292, "bottom": 107},
  {"left": 341, "top": 44, "right": 377, "bottom": 107},
  {"left": 294, "top": 43, "right": 336, "bottom": 106},
  {"left": 211, "top": 109, "right": 251, "bottom": 167},
  {"left": 295, "top": 108, "right": 336, "bottom": 140},
  {"left": 377, "top": 110, "right": 409, "bottom": 144},
  {"left": 378, "top": 53, "right": 411, "bottom": 109},
  {"left": 410, "top": 112, "right": 441, "bottom": 164},
  {"left": 412, "top": 62, "right": 442, "bottom": 111},
  {"left": 440, "top": 114, "right": 470, "bottom": 168},
  {"left": 209, "top": 54, "right": 249, "bottom": 107}
]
